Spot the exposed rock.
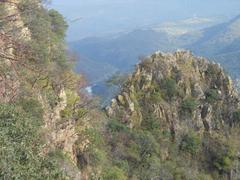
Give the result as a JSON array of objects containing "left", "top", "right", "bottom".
[
  {"left": 0, "top": 1, "right": 31, "bottom": 103},
  {"left": 106, "top": 50, "right": 240, "bottom": 137},
  {"left": 201, "top": 104, "right": 213, "bottom": 132},
  {"left": 38, "top": 88, "right": 78, "bottom": 164}
]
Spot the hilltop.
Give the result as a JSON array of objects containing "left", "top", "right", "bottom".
[{"left": 104, "top": 51, "right": 240, "bottom": 179}]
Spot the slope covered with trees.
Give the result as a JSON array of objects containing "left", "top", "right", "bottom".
[
  {"left": 104, "top": 51, "right": 240, "bottom": 179},
  {"left": 0, "top": 1, "right": 85, "bottom": 178},
  {"left": 1, "top": 1, "right": 240, "bottom": 180}
]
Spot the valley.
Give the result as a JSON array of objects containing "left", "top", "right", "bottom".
[
  {"left": 1, "top": 1, "right": 240, "bottom": 179},
  {"left": 71, "top": 14, "right": 240, "bottom": 102}
]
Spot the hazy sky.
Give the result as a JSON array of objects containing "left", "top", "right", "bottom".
[{"left": 50, "top": 0, "right": 240, "bottom": 41}]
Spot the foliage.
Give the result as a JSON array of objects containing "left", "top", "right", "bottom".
[
  {"left": 48, "top": 9, "right": 68, "bottom": 39},
  {"left": 180, "top": 131, "right": 201, "bottom": 155},
  {"left": 206, "top": 65, "right": 219, "bottom": 76},
  {"left": 107, "top": 119, "right": 130, "bottom": 133},
  {"left": 60, "top": 89, "right": 80, "bottom": 119},
  {"left": 161, "top": 78, "right": 178, "bottom": 100},
  {"left": 2, "top": 1, "right": 240, "bottom": 179},
  {"left": 76, "top": 127, "right": 108, "bottom": 173},
  {"left": 0, "top": 1, "right": 82, "bottom": 178},
  {"left": 84, "top": 128, "right": 105, "bottom": 148},
  {"left": 0, "top": 104, "right": 66, "bottom": 179},
  {"left": 205, "top": 89, "right": 220, "bottom": 104},
  {"left": 141, "top": 114, "right": 161, "bottom": 131},
  {"left": 149, "top": 91, "right": 163, "bottom": 103},
  {"left": 113, "top": 160, "right": 129, "bottom": 174},
  {"left": 16, "top": 97, "right": 43, "bottom": 120},
  {"left": 207, "top": 137, "right": 235, "bottom": 173},
  {"left": 102, "top": 166, "right": 127, "bottom": 180},
  {"left": 181, "top": 97, "right": 198, "bottom": 115},
  {"left": 233, "top": 109, "right": 240, "bottom": 124}
]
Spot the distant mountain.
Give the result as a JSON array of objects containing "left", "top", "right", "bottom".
[
  {"left": 188, "top": 15, "right": 240, "bottom": 56},
  {"left": 75, "top": 55, "right": 117, "bottom": 84},
  {"left": 71, "top": 15, "right": 240, "bottom": 99},
  {"left": 152, "top": 16, "right": 221, "bottom": 36},
  {"left": 71, "top": 29, "right": 176, "bottom": 74},
  {"left": 186, "top": 15, "right": 240, "bottom": 78}
]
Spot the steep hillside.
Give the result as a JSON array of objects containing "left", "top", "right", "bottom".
[
  {"left": 0, "top": 1, "right": 91, "bottom": 179},
  {"left": 106, "top": 51, "right": 239, "bottom": 130},
  {"left": 2, "top": 1, "right": 240, "bottom": 179},
  {"left": 104, "top": 51, "right": 240, "bottom": 179}
]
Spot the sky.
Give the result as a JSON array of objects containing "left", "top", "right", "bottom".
[{"left": 50, "top": 0, "right": 240, "bottom": 41}]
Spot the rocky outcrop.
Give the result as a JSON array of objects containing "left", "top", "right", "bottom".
[
  {"left": 106, "top": 50, "right": 240, "bottom": 137},
  {"left": 0, "top": 0, "right": 31, "bottom": 102},
  {"left": 0, "top": 2, "right": 85, "bottom": 178},
  {"left": 38, "top": 88, "right": 79, "bottom": 164}
]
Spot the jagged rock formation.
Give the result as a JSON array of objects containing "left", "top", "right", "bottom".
[
  {"left": 38, "top": 89, "right": 77, "bottom": 160},
  {"left": 107, "top": 50, "right": 240, "bottom": 137}
]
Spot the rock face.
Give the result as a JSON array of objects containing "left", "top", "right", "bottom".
[
  {"left": 38, "top": 89, "right": 78, "bottom": 161},
  {"left": 0, "top": 2, "right": 82, "bottom": 176},
  {"left": 0, "top": 0, "right": 31, "bottom": 103},
  {"left": 106, "top": 50, "right": 240, "bottom": 137}
]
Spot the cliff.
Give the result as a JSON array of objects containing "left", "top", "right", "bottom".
[
  {"left": 0, "top": 1, "right": 84, "bottom": 179},
  {"left": 103, "top": 51, "right": 240, "bottom": 179},
  {"left": 2, "top": 1, "right": 240, "bottom": 179},
  {"left": 107, "top": 51, "right": 240, "bottom": 136}
]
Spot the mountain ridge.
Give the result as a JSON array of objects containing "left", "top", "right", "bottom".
[
  {"left": 72, "top": 14, "right": 240, "bottom": 94},
  {"left": 103, "top": 51, "right": 240, "bottom": 179}
]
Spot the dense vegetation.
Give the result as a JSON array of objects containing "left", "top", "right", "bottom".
[
  {"left": 1, "top": 1, "right": 240, "bottom": 180},
  {"left": 0, "top": 104, "right": 65, "bottom": 179},
  {"left": 0, "top": 1, "right": 82, "bottom": 178},
  {"left": 100, "top": 52, "right": 240, "bottom": 179}
]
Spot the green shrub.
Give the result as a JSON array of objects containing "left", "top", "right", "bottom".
[
  {"left": 206, "top": 65, "right": 219, "bottom": 77},
  {"left": 113, "top": 160, "right": 129, "bottom": 174},
  {"left": 78, "top": 128, "right": 108, "bottom": 168},
  {"left": 102, "top": 166, "right": 127, "bottom": 180},
  {"left": 84, "top": 128, "right": 104, "bottom": 147},
  {"left": 233, "top": 109, "right": 240, "bottom": 124},
  {"left": 161, "top": 78, "right": 178, "bottom": 100},
  {"left": 150, "top": 91, "right": 163, "bottom": 103},
  {"left": 212, "top": 147, "right": 235, "bottom": 173},
  {"left": 125, "top": 140, "right": 141, "bottom": 162},
  {"left": 180, "top": 132, "right": 200, "bottom": 155},
  {"left": 135, "top": 131, "right": 160, "bottom": 158},
  {"left": 142, "top": 114, "right": 161, "bottom": 131},
  {"left": 206, "top": 137, "right": 235, "bottom": 173},
  {"left": 48, "top": 9, "right": 68, "bottom": 39},
  {"left": 16, "top": 97, "right": 43, "bottom": 120},
  {"left": 0, "top": 104, "right": 65, "bottom": 179},
  {"left": 108, "top": 119, "right": 129, "bottom": 133},
  {"left": 197, "top": 174, "right": 213, "bottom": 180},
  {"left": 205, "top": 89, "right": 220, "bottom": 104},
  {"left": 181, "top": 97, "right": 198, "bottom": 115}
]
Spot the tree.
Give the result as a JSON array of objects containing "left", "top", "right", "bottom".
[
  {"left": 0, "top": 104, "right": 66, "bottom": 179},
  {"left": 161, "top": 78, "right": 177, "bottom": 100}
]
